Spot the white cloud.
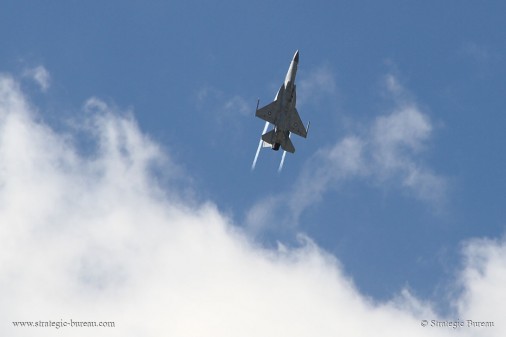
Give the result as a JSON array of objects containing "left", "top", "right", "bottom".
[
  {"left": 195, "top": 86, "right": 252, "bottom": 143},
  {"left": 286, "top": 136, "right": 367, "bottom": 219},
  {"left": 462, "top": 42, "right": 491, "bottom": 63},
  {"left": 455, "top": 237, "right": 506, "bottom": 325},
  {"left": 22, "top": 65, "right": 51, "bottom": 92},
  {"left": 370, "top": 104, "right": 445, "bottom": 203},
  {"left": 0, "top": 74, "right": 503, "bottom": 336},
  {"left": 385, "top": 73, "right": 403, "bottom": 96},
  {"left": 197, "top": 86, "right": 251, "bottom": 118},
  {"left": 298, "top": 65, "right": 338, "bottom": 106},
  {"left": 223, "top": 95, "right": 250, "bottom": 116}
]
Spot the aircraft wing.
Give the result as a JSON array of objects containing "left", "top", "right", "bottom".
[
  {"left": 255, "top": 100, "right": 280, "bottom": 124},
  {"left": 288, "top": 107, "right": 307, "bottom": 138}
]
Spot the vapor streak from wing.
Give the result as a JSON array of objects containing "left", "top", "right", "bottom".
[
  {"left": 278, "top": 131, "right": 292, "bottom": 172},
  {"left": 278, "top": 149, "right": 287, "bottom": 173},
  {"left": 252, "top": 121, "right": 270, "bottom": 170}
]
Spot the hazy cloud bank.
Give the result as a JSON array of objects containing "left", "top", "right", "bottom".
[{"left": 0, "top": 74, "right": 503, "bottom": 336}]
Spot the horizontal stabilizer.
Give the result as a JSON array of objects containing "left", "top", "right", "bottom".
[
  {"left": 281, "top": 136, "right": 295, "bottom": 153},
  {"left": 261, "top": 130, "right": 276, "bottom": 145}
]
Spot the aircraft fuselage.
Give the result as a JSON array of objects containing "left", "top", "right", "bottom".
[
  {"left": 274, "top": 50, "right": 299, "bottom": 136},
  {"left": 255, "top": 50, "right": 307, "bottom": 154}
]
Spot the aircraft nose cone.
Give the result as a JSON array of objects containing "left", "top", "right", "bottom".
[{"left": 294, "top": 50, "right": 299, "bottom": 63}]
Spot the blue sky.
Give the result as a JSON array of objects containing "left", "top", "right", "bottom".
[{"left": 1, "top": 1, "right": 506, "bottom": 335}]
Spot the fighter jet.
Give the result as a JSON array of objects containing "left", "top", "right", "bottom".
[{"left": 252, "top": 50, "right": 309, "bottom": 171}]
